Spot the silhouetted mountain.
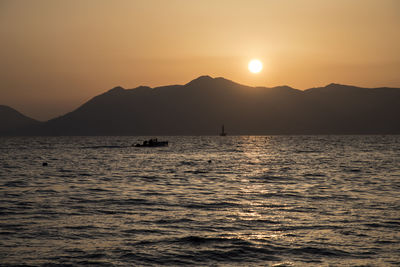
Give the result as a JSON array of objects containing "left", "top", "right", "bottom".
[
  {"left": 6, "top": 76, "right": 400, "bottom": 135},
  {"left": 0, "top": 105, "right": 41, "bottom": 135}
]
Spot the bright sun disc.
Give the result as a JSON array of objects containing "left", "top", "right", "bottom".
[{"left": 248, "top": 59, "right": 263, "bottom": 73}]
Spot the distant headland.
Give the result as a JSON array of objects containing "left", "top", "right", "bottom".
[{"left": 1, "top": 76, "right": 400, "bottom": 135}]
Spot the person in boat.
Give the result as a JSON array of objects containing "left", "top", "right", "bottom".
[
  {"left": 149, "top": 138, "right": 157, "bottom": 146},
  {"left": 134, "top": 138, "right": 167, "bottom": 147}
]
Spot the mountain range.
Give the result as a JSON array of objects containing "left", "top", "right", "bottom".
[{"left": 1, "top": 76, "right": 400, "bottom": 135}]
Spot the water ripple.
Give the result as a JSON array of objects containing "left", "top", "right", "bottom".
[{"left": 0, "top": 135, "right": 399, "bottom": 266}]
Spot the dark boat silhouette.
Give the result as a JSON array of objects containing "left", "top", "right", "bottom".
[
  {"left": 219, "top": 125, "right": 227, "bottom": 136},
  {"left": 134, "top": 138, "right": 168, "bottom": 147}
]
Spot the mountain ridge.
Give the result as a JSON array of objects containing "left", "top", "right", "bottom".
[{"left": 1, "top": 76, "right": 400, "bottom": 135}]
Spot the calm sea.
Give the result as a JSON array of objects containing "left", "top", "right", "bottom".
[{"left": 1, "top": 136, "right": 399, "bottom": 266}]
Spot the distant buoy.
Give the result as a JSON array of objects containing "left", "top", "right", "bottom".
[{"left": 42, "top": 162, "right": 48, "bottom": 166}]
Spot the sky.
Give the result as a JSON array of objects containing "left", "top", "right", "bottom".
[{"left": 1, "top": 0, "right": 399, "bottom": 120}]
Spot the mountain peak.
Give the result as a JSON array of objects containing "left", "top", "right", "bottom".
[
  {"left": 185, "top": 75, "right": 243, "bottom": 89},
  {"left": 325, "top": 83, "right": 350, "bottom": 89},
  {"left": 0, "top": 105, "right": 40, "bottom": 133},
  {"left": 194, "top": 75, "right": 213, "bottom": 81},
  {"left": 185, "top": 75, "right": 214, "bottom": 86},
  {"left": 108, "top": 86, "right": 125, "bottom": 93},
  {"left": 324, "top": 83, "right": 362, "bottom": 90},
  {"left": 305, "top": 83, "right": 364, "bottom": 93}
]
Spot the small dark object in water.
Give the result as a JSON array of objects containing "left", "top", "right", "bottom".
[
  {"left": 219, "top": 124, "right": 227, "bottom": 136},
  {"left": 208, "top": 160, "right": 212, "bottom": 163},
  {"left": 134, "top": 138, "right": 168, "bottom": 147},
  {"left": 42, "top": 162, "right": 48, "bottom": 166}
]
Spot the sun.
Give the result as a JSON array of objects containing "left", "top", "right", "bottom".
[{"left": 248, "top": 59, "right": 263, "bottom": 73}]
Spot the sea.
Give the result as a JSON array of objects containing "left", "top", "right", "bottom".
[{"left": 0, "top": 136, "right": 399, "bottom": 266}]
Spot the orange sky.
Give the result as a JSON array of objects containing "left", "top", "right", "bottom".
[{"left": 1, "top": 0, "right": 399, "bottom": 120}]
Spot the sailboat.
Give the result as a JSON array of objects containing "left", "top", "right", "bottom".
[{"left": 219, "top": 124, "right": 227, "bottom": 136}]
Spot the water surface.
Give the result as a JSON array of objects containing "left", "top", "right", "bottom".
[{"left": 1, "top": 136, "right": 399, "bottom": 266}]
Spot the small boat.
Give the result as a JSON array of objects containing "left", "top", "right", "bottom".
[
  {"left": 134, "top": 138, "right": 168, "bottom": 147},
  {"left": 219, "top": 124, "right": 227, "bottom": 136}
]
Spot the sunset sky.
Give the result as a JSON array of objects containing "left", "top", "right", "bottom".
[{"left": 1, "top": 0, "right": 399, "bottom": 120}]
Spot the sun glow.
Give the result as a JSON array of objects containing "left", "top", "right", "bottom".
[{"left": 248, "top": 59, "right": 263, "bottom": 73}]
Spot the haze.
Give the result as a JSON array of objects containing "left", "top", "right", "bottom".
[{"left": 1, "top": 0, "right": 399, "bottom": 120}]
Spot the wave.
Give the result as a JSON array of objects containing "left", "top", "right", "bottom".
[
  {"left": 184, "top": 201, "right": 242, "bottom": 210},
  {"left": 81, "top": 145, "right": 128, "bottom": 149}
]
